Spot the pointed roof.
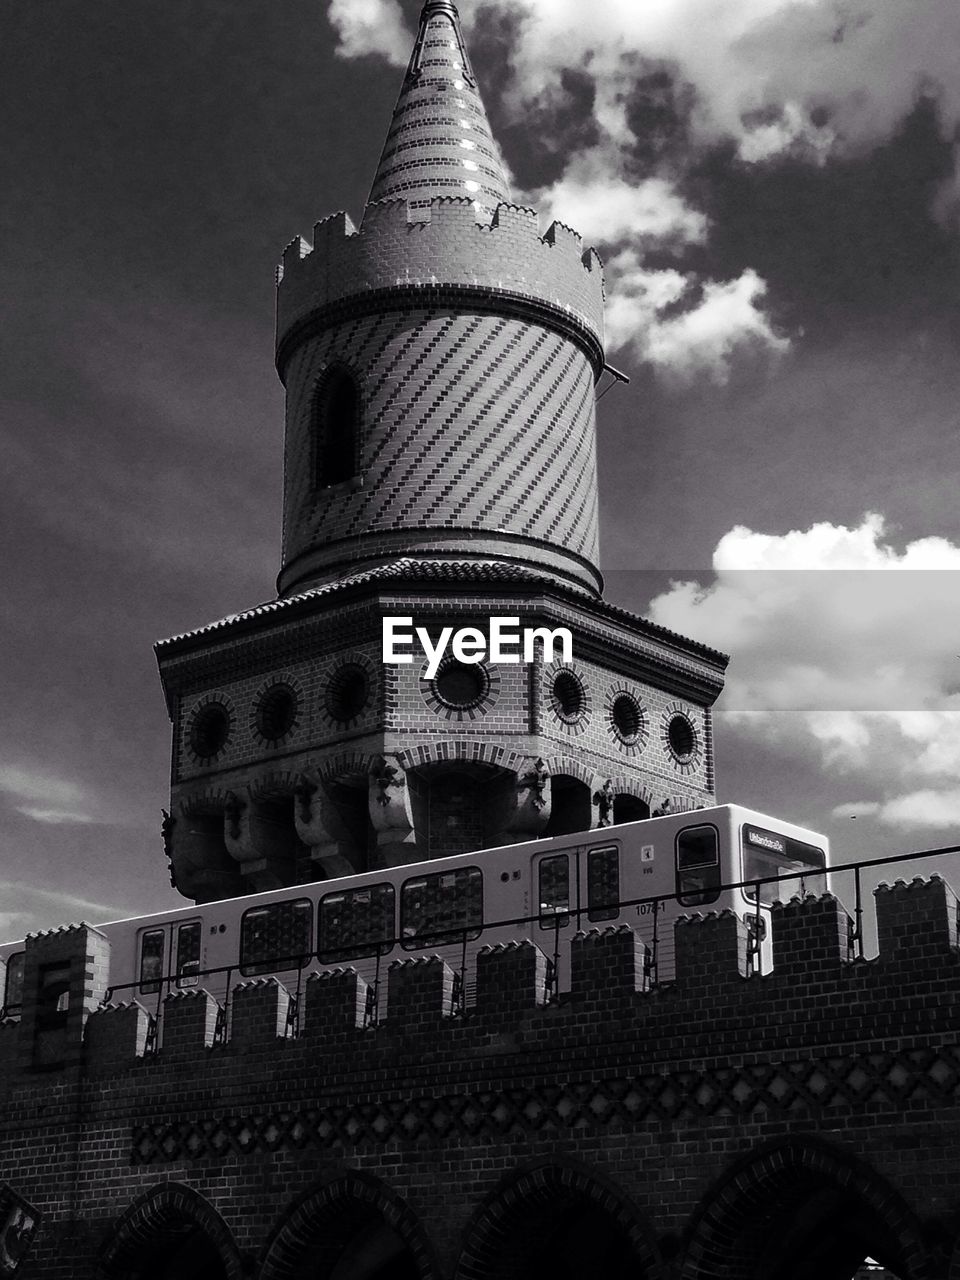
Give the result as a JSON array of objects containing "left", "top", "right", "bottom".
[{"left": 366, "top": 0, "right": 511, "bottom": 221}]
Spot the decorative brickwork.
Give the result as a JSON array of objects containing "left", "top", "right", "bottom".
[
  {"left": 3, "top": 884, "right": 960, "bottom": 1276},
  {"left": 278, "top": 304, "right": 601, "bottom": 594},
  {"left": 156, "top": 570, "right": 726, "bottom": 896},
  {"left": 366, "top": 0, "right": 510, "bottom": 220}
]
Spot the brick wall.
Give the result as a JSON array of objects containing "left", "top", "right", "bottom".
[{"left": 3, "top": 878, "right": 960, "bottom": 1277}]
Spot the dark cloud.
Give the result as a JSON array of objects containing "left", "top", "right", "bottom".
[
  {"left": 681, "top": 97, "right": 960, "bottom": 339},
  {"left": 472, "top": 7, "right": 599, "bottom": 189},
  {"left": 621, "top": 58, "right": 696, "bottom": 175}
]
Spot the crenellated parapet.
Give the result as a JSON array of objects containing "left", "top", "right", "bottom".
[
  {"left": 276, "top": 199, "right": 605, "bottom": 379},
  {"left": 4, "top": 877, "right": 957, "bottom": 1087}
]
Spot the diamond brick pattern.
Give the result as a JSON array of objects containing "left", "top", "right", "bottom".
[{"left": 130, "top": 1045, "right": 960, "bottom": 1163}]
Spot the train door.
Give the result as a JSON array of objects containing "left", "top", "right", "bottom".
[
  {"left": 533, "top": 849, "right": 575, "bottom": 995},
  {"left": 136, "top": 918, "right": 205, "bottom": 1001}
]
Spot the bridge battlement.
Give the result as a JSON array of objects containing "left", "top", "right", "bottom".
[
  {"left": 275, "top": 197, "right": 606, "bottom": 377},
  {"left": 4, "top": 875, "right": 960, "bottom": 1277},
  {"left": 0, "top": 876, "right": 955, "bottom": 1082}
]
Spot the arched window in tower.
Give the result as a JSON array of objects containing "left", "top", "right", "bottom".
[{"left": 313, "top": 366, "right": 359, "bottom": 488}]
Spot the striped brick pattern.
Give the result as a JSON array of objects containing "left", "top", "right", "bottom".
[
  {"left": 281, "top": 308, "right": 600, "bottom": 588},
  {"left": 367, "top": 1, "right": 510, "bottom": 220}
]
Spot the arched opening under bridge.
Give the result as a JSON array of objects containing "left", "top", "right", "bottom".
[
  {"left": 683, "top": 1138, "right": 928, "bottom": 1280},
  {"left": 259, "top": 1173, "right": 438, "bottom": 1280},
  {"left": 456, "top": 1161, "right": 662, "bottom": 1280},
  {"left": 98, "top": 1182, "right": 240, "bottom": 1280}
]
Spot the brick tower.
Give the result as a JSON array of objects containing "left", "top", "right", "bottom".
[{"left": 155, "top": 0, "right": 728, "bottom": 904}]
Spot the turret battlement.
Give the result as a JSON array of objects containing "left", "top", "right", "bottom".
[{"left": 276, "top": 196, "right": 605, "bottom": 377}]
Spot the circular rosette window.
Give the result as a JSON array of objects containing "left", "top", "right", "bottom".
[
  {"left": 325, "top": 663, "right": 370, "bottom": 725},
  {"left": 605, "top": 687, "right": 647, "bottom": 754},
  {"left": 550, "top": 669, "right": 587, "bottom": 723},
  {"left": 663, "top": 706, "right": 702, "bottom": 775},
  {"left": 611, "top": 693, "right": 643, "bottom": 744},
  {"left": 422, "top": 656, "right": 499, "bottom": 721},
  {"left": 188, "top": 700, "right": 231, "bottom": 763},
  {"left": 254, "top": 683, "right": 299, "bottom": 745}
]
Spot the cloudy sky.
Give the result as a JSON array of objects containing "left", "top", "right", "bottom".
[{"left": 1, "top": 0, "right": 959, "bottom": 937}]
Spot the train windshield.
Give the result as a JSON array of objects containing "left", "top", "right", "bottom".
[
  {"left": 3, "top": 953, "right": 24, "bottom": 1012},
  {"left": 741, "top": 825, "right": 827, "bottom": 904}
]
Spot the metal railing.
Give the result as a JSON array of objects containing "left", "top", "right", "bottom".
[{"left": 4, "top": 839, "right": 960, "bottom": 1041}]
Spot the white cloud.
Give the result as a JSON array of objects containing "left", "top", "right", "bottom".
[
  {"left": 0, "top": 881, "right": 132, "bottom": 938},
  {"left": 528, "top": 164, "right": 784, "bottom": 384},
  {"left": 0, "top": 766, "right": 96, "bottom": 825},
  {"left": 835, "top": 789, "right": 960, "bottom": 830},
  {"left": 647, "top": 513, "right": 960, "bottom": 822},
  {"left": 598, "top": 255, "right": 787, "bottom": 384},
  {"left": 327, "top": 0, "right": 411, "bottom": 67},
  {"left": 533, "top": 166, "right": 707, "bottom": 247},
  {"left": 646, "top": 269, "right": 788, "bottom": 383},
  {"left": 473, "top": 0, "right": 960, "bottom": 161},
  {"left": 16, "top": 807, "right": 96, "bottom": 826}
]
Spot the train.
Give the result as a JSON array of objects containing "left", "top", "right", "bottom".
[{"left": 0, "top": 804, "right": 829, "bottom": 1026}]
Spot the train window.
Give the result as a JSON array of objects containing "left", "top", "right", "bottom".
[
  {"left": 240, "top": 899, "right": 313, "bottom": 976},
  {"left": 676, "top": 825, "right": 721, "bottom": 907},
  {"left": 139, "top": 930, "right": 165, "bottom": 995},
  {"left": 538, "top": 855, "right": 570, "bottom": 929},
  {"left": 319, "top": 884, "right": 395, "bottom": 963},
  {"left": 3, "top": 953, "right": 24, "bottom": 1011},
  {"left": 742, "top": 825, "right": 827, "bottom": 904},
  {"left": 587, "top": 846, "right": 620, "bottom": 922},
  {"left": 400, "top": 867, "right": 482, "bottom": 950},
  {"left": 176, "top": 922, "right": 202, "bottom": 988}
]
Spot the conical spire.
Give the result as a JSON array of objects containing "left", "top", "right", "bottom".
[{"left": 367, "top": 0, "right": 511, "bottom": 221}]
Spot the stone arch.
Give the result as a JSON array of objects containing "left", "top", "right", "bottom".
[
  {"left": 179, "top": 787, "right": 234, "bottom": 816},
  {"left": 394, "top": 742, "right": 528, "bottom": 773},
  {"left": 406, "top": 756, "right": 517, "bottom": 861},
  {"left": 249, "top": 769, "right": 303, "bottom": 802},
  {"left": 259, "top": 1169, "right": 441, "bottom": 1280},
  {"left": 455, "top": 1158, "right": 664, "bottom": 1280},
  {"left": 98, "top": 1181, "right": 242, "bottom": 1280},
  {"left": 542, "top": 755, "right": 594, "bottom": 787},
  {"left": 316, "top": 750, "right": 378, "bottom": 783},
  {"left": 682, "top": 1136, "right": 930, "bottom": 1280},
  {"left": 603, "top": 776, "right": 653, "bottom": 825}
]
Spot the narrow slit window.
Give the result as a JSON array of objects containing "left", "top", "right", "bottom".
[{"left": 314, "top": 368, "right": 358, "bottom": 488}]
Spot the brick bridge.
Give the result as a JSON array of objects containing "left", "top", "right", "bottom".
[{"left": 3, "top": 876, "right": 960, "bottom": 1279}]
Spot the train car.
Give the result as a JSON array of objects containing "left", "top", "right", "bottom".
[{"left": 0, "top": 804, "right": 829, "bottom": 1032}]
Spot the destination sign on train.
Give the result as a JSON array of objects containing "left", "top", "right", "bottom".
[{"left": 744, "top": 827, "right": 787, "bottom": 855}]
